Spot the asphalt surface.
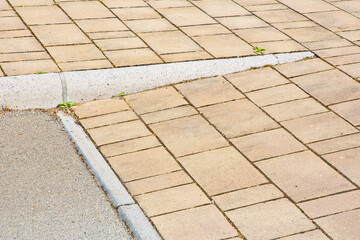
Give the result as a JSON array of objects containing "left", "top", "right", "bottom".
[{"left": 0, "top": 110, "right": 133, "bottom": 240}]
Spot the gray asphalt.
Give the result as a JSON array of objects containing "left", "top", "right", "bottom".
[{"left": 0, "top": 110, "right": 133, "bottom": 240}]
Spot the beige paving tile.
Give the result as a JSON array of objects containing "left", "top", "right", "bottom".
[
  {"left": 308, "top": 133, "right": 360, "bottom": 155},
  {"left": 292, "top": 69, "right": 360, "bottom": 105},
  {"left": 232, "top": 128, "right": 306, "bottom": 162},
  {"left": 0, "top": 37, "right": 44, "bottom": 53},
  {"left": 0, "top": 0, "right": 12, "bottom": 10},
  {"left": 315, "top": 46, "right": 360, "bottom": 58},
  {"left": 158, "top": 7, "right": 216, "bottom": 26},
  {"left": 255, "top": 40, "right": 306, "bottom": 54},
  {"left": 108, "top": 147, "right": 181, "bottom": 182},
  {"left": 323, "top": 148, "right": 360, "bottom": 186},
  {"left": 99, "top": 135, "right": 161, "bottom": 157},
  {"left": 8, "top": 0, "right": 54, "bottom": 6},
  {"left": 306, "top": 11, "right": 360, "bottom": 32},
  {"left": 263, "top": 98, "right": 328, "bottom": 122},
  {"left": 315, "top": 209, "right": 360, "bottom": 240},
  {"left": 199, "top": 99, "right": 279, "bottom": 138},
  {"left": 0, "top": 69, "right": 4, "bottom": 77},
  {"left": 339, "top": 62, "right": 360, "bottom": 78},
  {"left": 0, "top": 52, "right": 50, "bottom": 63},
  {"left": 152, "top": 205, "right": 238, "bottom": 240},
  {"left": 124, "top": 18, "right": 176, "bottom": 33},
  {"left": 226, "top": 199, "right": 315, "bottom": 240},
  {"left": 79, "top": 110, "right": 138, "bottom": 129},
  {"left": 0, "top": 29, "right": 33, "bottom": 39},
  {"left": 225, "top": 67, "right": 289, "bottom": 92},
  {"left": 213, "top": 184, "right": 283, "bottom": 211},
  {"left": 330, "top": 99, "right": 360, "bottom": 126},
  {"left": 180, "top": 24, "right": 231, "bottom": 37},
  {"left": 277, "top": 0, "right": 337, "bottom": 13},
  {"left": 192, "top": 0, "right": 249, "bottom": 17},
  {"left": 148, "top": 0, "right": 193, "bottom": 9},
  {"left": 30, "top": 24, "right": 90, "bottom": 46},
  {"left": 139, "top": 31, "right": 201, "bottom": 54},
  {"left": 246, "top": 3, "right": 287, "bottom": 12},
  {"left": 334, "top": 0, "right": 360, "bottom": 13},
  {"left": 95, "top": 37, "right": 146, "bottom": 51},
  {"left": 59, "top": 1, "right": 114, "bottom": 19},
  {"left": 217, "top": 15, "right": 269, "bottom": 29},
  {"left": 102, "top": 0, "right": 148, "bottom": 8},
  {"left": 58, "top": 59, "right": 112, "bottom": 72},
  {"left": 275, "top": 58, "right": 333, "bottom": 78},
  {"left": 112, "top": 7, "right": 161, "bottom": 20},
  {"left": 303, "top": 39, "right": 352, "bottom": 50},
  {"left": 175, "top": 76, "right": 243, "bottom": 107},
  {"left": 47, "top": 44, "right": 105, "bottom": 63},
  {"left": 141, "top": 105, "right": 197, "bottom": 124},
  {"left": 179, "top": 147, "right": 268, "bottom": 196},
  {"left": 279, "top": 230, "right": 330, "bottom": 240},
  {"left": 150, "top": 115, "right": 228, "bottom": 157},
  {"left": 234, "top": 27, "right": 289, "bottom": 43},
  {"left": 88, "top": 31, "right": 135, "bottom": 40},
  {"left": 135, "top": 183, "right": 210, "bottom": 216},
  {"left": 125, "top": 171, "right": 193, "bottom": 196},
  {"left": 104, "top": 48, "right": 162, "bottom": 67},
  {"left": 194, "top": 34, "right": 254, "bottom": 58},
  {"left": 1, "top": 59, "right": 59, "bottom": 76},
  {"left": 0, "top": 17, "right": 26, "bottom": 31},
  {"left": 255, "top": 9, "right": 307, "bottom": 23},
  {"left": 0, "top": 10, "right": 17, "bottom": 17},
  {"left": 338, "top": 30, "right": 360, "bottom": 42},
  {"left": 16, "top": 6, "right": 71, "bottom": 25},
  {"left": 256, "top": 151, "right": 355, "bottom": 202},
  {"left": 75, "top": 18, "right": 128, "bottom": 33},
  {"left": 325, "top": 53, "right": 360, "bottom": 66},
  {"left": 283, "top": 27, "right": 340, "bottom": 43},
  {"left": 161, "top": 51, "right": 212, "bottom": 62},
  {"left": 125, "top": 87, "right": 187, "bottom": 114},
  {"left": 72, "top": 99, "right": 129, "bottom": 119},
  {"left": 246, "top": 84, "right": 308, "bottom": 107},
  {"left": 233, "top": 0, "right": 278, "bottom": 6},
  {"left": 273, "top": 20, "right": 318, "bottom": 30},
  {"left": 299, "top": 190, "right": 360, "bottom": 219}
]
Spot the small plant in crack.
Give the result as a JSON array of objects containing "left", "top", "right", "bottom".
[
  {"left": 1, "top": 104, "right": 10, "bottom": 111},
  {"left": 36, "top": 71, "right": 46, "bottom": 74},
  {"left": 253, "top": 46, "right": 266, "bottom": 54},
  {"left": 58, "top": 101, "right": 77, "bottom": 108},
  {"left": 118, "top": 92, "right": 125, "bottom": 97}
]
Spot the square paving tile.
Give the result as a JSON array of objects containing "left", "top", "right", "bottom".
[
  {"left": 75, "top": 18, "right": 128, "bottom": 32},
  {"left": 151, "top": 205, "right": 238, "bottom": 240},
  {"left": 95, "top": 37, "right": 146, "bottom": 51},
  {"left": 292, "top": 69, "right": 360, "bottom": 105},
  {"left": 308, "top": 133, "right": 360, "bottom": 155},
  {"left": 192, "top": 0, "right": 249, "bottom": 17},
  {"left": 102, "top": 0, "right": 148, "bottom": 8},
  {"left": 178, "top": 147, "right": 268, "bottom": 196},
  {"left": 0, "top": 37, "right": 44, "bottom": 53},
  {"left": 59, "top": 1, "right": 114, "bottom": 19},
  {"left": 275, "top": 58, "right": 333, "bottom": 78},
  {"left": 125, "top": 87, "right": 187, "bottom": 114},
  {"left": 112, "top": 7, "right": 161, "bottom": 21},
  {"left": 104, "top": 48, "right": 162, "bottom": 67},
  {"left": 226, "top": 199, "right": 315, "bottom": 240},
  {"left": 1, "top": 59, "right": 59, "bottom": 76},
  {"left": 277, "top": 0, "right": 337, "bottom": 13},
  {"left": 135, "top": 183, "right": 210, "bottom": 216},
  {"left": 175, "top": 76, "right": 244, "bottom": 107},
  {"left": 47, "top": 44, "right": 105, "bottom": 63},
  {"left": 232, "top": 128, "right": 306, "bottom": 161},
  {"left": 72, "top": 98, "right": 129, "bottom": 118},
  {"left": 330, "top": 99, "right": 360, "bottom": 126},
  {"left": 139, "top": 31, "right": 201, "bottom": 54},
  {"left": 150, "top": 115, "right": 228, "bottom": 157},
  {"left": 255, "top": 9, "right": 307, "bottom": 23},
  {"left": 306, "top": 11, "right": 360, "bottom": 32},
  {"left": 180, "top": 24, "right": 231, "bottom": 37},
  {"left": 279, "top": 230, "right": 330, "bottom": 240},
  {"left": 256, "top": 151, "right": 355, "bottom": 202},
  {"left": 16, "top": 6, "right": 71, "bottom": 25},
  {"left": 0, "top": 17, "right": 26, "bottom": 31},
  {"left": 217, "top": 15, "right": 269, "bottom": 29},
  {"left": 124, "top": 18, "right": 176, "bottom": 33},
  {"left": 225, "top": 67, "right": 289, "bottom": 92},
  {"left": 158, "top": 7, "right": 216, "bottom": 26},
  {"left": 108, "top": 147, "right": 181, "bottom": 182},
  {"left": 234, "top": 27, "right": 289, "bottom": 43},
  {"left": 199, "top": 99, "right": 279, "bottom": 138}
]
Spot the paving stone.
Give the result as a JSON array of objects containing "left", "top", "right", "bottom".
[
  {"left": 299, "top": 190, "right": 360, "bottom": 219},
  {"left": 283, "top": 27, "right": 340, "bottom": 43},
  {"left": 277, "top": 0, "right": 337, "bottom": 13},
  {"left": 58, "top": 59, "right": 112, "bottom": 72},
  {"left": 150, "top": 115, "right": 228, "bottom": 157},
  {"left": 79, "top": 110, "right": 138, "bottom": 129},
  {"left": 234, "top": 27, "right": 289, "bottom": 43},
  {"left": 226, "top": 199, "right": 315, "bottom": 240},
  {"left": 256, "top": 151, "right": 355, "bottom": 202},
  {"left": 124, "top": 18, "right": 176, "bottom": 33},
  {"left": 75, "top": 18, "right": 128, "bottom": 33},
  {"left": 99, "top": 135, "right": 161, "bottom": 157},
  {"left": 193, "top": 34, "right": 254, "bottom": 58},
  {"left": 0, "top": 17, "right": 26, "bottom": 31},
  {"left": 233, "top": 0, "right": 277, "bottom": 6},
  {"left": 338, "top": 30, "right": 360, "bottom": 42},
  {"left": 315, "top": 46, "right": 360, "bottom": 58},
  {"left": 179, "top": 147, "right": 267, "bottom": 196},
  {"left": 141, "top": 105, "right": 197, "bottom": 124},
  {"left": 151, "top": 205, "right": 238, "bottom": 240},
  {"left": 139, "top": 31, "right": 201, "bottom": 54},
  {"left": 30, "top": 24, "right": 90, "bottom": 46},
  {"left": 126, "top": 87, "right": 187, "bottom": 114},
  {"left": 0, "top": 10, "right": 17, "bottom": 17},
  {"left": 306, "top": 11, "right": 360, "bottom": 32},
  {"left": 8, "top": 0, "right": 54, "bottom": 6},
  {"left": 315, "top": 209, "right": 360, "bottom": 240},
  {"left": 292, "top": 69, "right": 360, "bottom": 105},
  {"left": 263, "top": 98, "right": 328, "bottom": 122},
  {"left": 175, "top": 76, "right": 243, "bottom": 107},
  {"left": 255, "top": 40, "right": 306, "bottom": 53},
  {"left": 246, "top": 84, "right": 308, "bottom": 107},
  {"left": 161, "top": 51, "right": 212, "bottom": 62},
  {"left": 125, "top": 171, "right": 193, "bottom": 196},
  {"left": 16, "top": 6, "right": 71, "bottom": 25},
  {"left": 273, "top": 21, "right": 318, "bottom": 30},
  {"left": 199, "top": 99, "right": 279, "bottom": 138},
  {"left": 255, "top": 9, "right": 307, "bottom": 23},
  {"left": 282, "top": 112, "right": 357, "bottom": 143},
  {"left": 0, "top": 0, "right": 12, "bottom": 10},
  {"left": 47, "top": 44, "right": 105, "bottom": 63},
  {"left": 105, "top": 48, "right": 162, "bottom": 67},
  {"left": 192, "top": 0, "right": 249, "bottom": 17},
  {"left": 232, "top": 128, "right": 306, "bottom": 162},
  {"left": 330, "top": 99, "right": 360, "bottom": 126},
  {"left": 0, "top": 52, "right": 50, "bottom": 63},
  {"left": 72, "top": 99, "right": 128, "bottom": 118},
  {"left": 303, "top": 39, "right": 353, "bottom": 50},
  {"left": 217, "top": 15, "right": 269, "bottom": 29},
  {"left": 246, "top": 3, "right": 287, "bottom": 12},
  {"left": 325, "top": 53, "right": 360, "bottom": 66},
  {"left": 60, "top": 1, "right": 114, "bottom": 19},
  {"left": 108, "top": 147, "right": 181, "bottom": 182},
  {"left": 275, "top": 58, "right": 333, "bottom": 78},
  {"left": 334, "top": 0, "right": 360, "bottom": 13},
  {"left": 338, "top": 62, "right": 360, "bottom": 78},
  {"left": 213, "top": 184, "right": 283, "bottom": 211},
  {"left": 225, "top": 67, "right": 289, "bottom": 92},
  {"left": 0, "top": 69, "right": 4, "bottom": 77},
  {"left": 148, "top": 0, "right": 192, "bottom": 9},
  {"left": 279, "top": 230, "right": 330, "bottom": 240},
  {"left": 102, "top": 0, "right": 148, "bottom": 8},
  {"left": 88, "top": 31, "right": 135, "bottom": 40},
  {"left": 0, "top": 37, "right": 44, "bottom": 53},
  {"left": 1, "top": 59, "right": 59, "bottom": 76},
  {"left": 180, "top": 24, "right": 231, "bottom": 37},
  {"left": 323, "top": 147, "right": 360, "bottom": 186},
  {"left": 95, "top": 37, "right": 146, "bottom": 51},
  {"left": 0, "top": 29, "right": 32, "bottom": 39},
  {"left": 157, "top": 7, "right": 216, "bottom": 26},
  {"left": 135, "top": 183, "right": 210, "bottom": 216},
  {"left": 112, "top": 7, "right": 161, "bottom": 20},
  {"left": 308, "top": 133, "right": 360, "bottom": 155}
]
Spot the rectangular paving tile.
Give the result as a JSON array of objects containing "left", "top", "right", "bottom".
[
  {"left": 306, "top": 11, "right": 360, "bottom": 32},
  {"left": 79, "top": 110, "right": 138, "bottom": 129},
  {"left": 58, "top": 59, "right": 112, "bottom": 72},
  {"left": 255, "top": 9, "right": 307, "bottom": 23},
  {"left": 275, "top": 58, "right": 333, "bottom": 78},
  {"left": 338, "top": 62, "right": 360, "bottom": 78},
  {"left": 1, "top": 59, "right": 59, "bottom": 76},
  {"left": 315, "top": 46, "right": 360, "bottom": 58},
  {"left": 277, "top": 0, "right": 337, "bottom": 13},
  {"left": 95, "top": 37, "right": 146, "bottom": 51},
  {"left": 59, "top": 1, "right": 114, "bottom": 19},
  {"left": 334, "top": 0, "right": 360, "bottom": 13},
  {"left": 47, "top": 44, "right": 105, "bottom": 63},
  {"left": 199, "top": 99, "right": 279, "bottom": 138},
  {"left": 88, "top": 31, "right": 135, "bottom": 40},
  {"left": 73, "top": 99, "right": 129, "bottom": 118},
  {"left": 226, "top": 199, "right": 315, "bottom": 240},
  {"left": 303, "top": 39, "right": 352, "bottom": 51},
  {"left": 9, "top": 0, "right": 58, "bottom": 6},
  {"left": 255, "top": 40, "right": 306, "bottom": 54},
  {"left": 141, "top": 105, "right": 197, "bottom": 124},
  {"left": 246, "top": 3, "right": 288, "bottom": 12},
  {"left": 179, "top": 147, "right": 268, "bottom": 196},
  {"left": 108, "top": 147, "right": 181, "bottom": 182},
  {"left": 161, "top": 51, "right": 212, "bottom": 63},
  {"left": 279, "top": 230, "right": 330, "bottom": 240},
  {"left": 16, "top": 6, "right": 71, "bottom": 25},
  {"left": 124, "top": 18, "right": 176, "bottom": 33},
  {"left": 234, "top": 26, "right": 289, "bottom": 43},
  {"left": 338, "top": 30, "right": 360, "bottom": 42},
  {"left": 112, "top": 7, "right": 161, "bottom": 20},
  {"left": 308, "top": 133, "right": 360, "bottom": 155},
  {"left": 273, "top": 20, "right": 318, "bottom": 30},
  {"left": 217, "top": 15, "right": 269, "bottom": 29},
  {"left": 102, "top": 0, "right": 148, "bottom": 8},
  {"left": 0, "top": 29, "right": 32, "bottom": 39},
  {"left": 180, "top": 24, "right": 231, "bottom": 37},
  {"left": 104, "top": 48, "right": 162, "bottom": 67},
  {"left": 0, "top": 37, "right": 44, "bottom": 53},
  {"left": 149, "top": 115, "right": 228, "bottom": 157},
  {"left": 157, "top": 7, "right": 216, "bottom": 26},
  {"left": 256, "top": 151, "right": 355, "bottom": 202},
  {"left": 330, "top": 99, "right": 360, "bottom": 126},
  {"left": 75, "top": 18, "right": 128, "bottom": 33},
  {"left": 0, "top": 17, "right": 26, "bottom": 31},
  {"left": 325, "top": 53, "right": 360, "bottom": 66},
  {"left": 192, "top": 0, "right": 249, "bottom": 17},
  {"left": 283, "top": 27, "right": 340, "bottom": 43}
]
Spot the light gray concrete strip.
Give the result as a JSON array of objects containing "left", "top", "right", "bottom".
[
  {"left": 57, "top": 111, "right": 134, "bottom": 207},
  {"left": 275, "top": 52, "right": 314, "bottom": 64}
]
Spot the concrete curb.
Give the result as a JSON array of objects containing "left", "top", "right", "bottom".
[
  {"left": 57, "top": 112, "right": 161, "bottom": 240},
  {"left": 1, "top": 52, "right": 313, "bottom": 109}
]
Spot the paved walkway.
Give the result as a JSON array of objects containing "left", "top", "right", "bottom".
[{"left": 72, "top": 57, "right": 360, "bottom": 240}]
